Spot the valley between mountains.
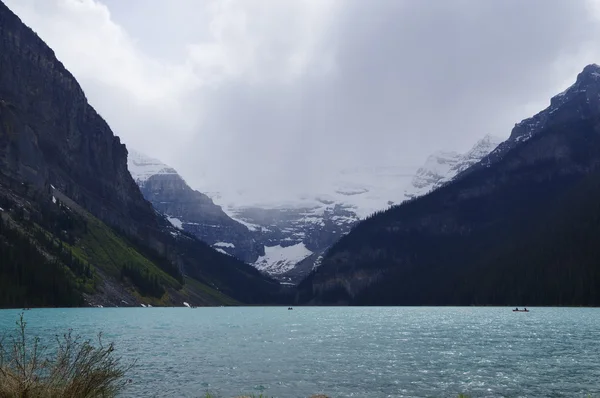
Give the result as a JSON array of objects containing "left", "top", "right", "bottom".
[
  {"left": 128, "top": 135, "right": 503, "bottom": 284},
  {"left": 2, "top": 0, "right": 600, "bottom": 308}
]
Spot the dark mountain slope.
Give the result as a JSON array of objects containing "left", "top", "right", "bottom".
[
  {"left": 0, "top": 0, "right": 283, "bottom": 307},
  {"left": 298, "top": 66, "right": 600, "bottom": 306},
  {"left": 128, "top": 150, "right": 264, "bottom": 263},
  {"left": 0, "top": 1, "right": 151, "bottom": 235}
]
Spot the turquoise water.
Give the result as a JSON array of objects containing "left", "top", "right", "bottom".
[{"left": 0, "top": 307, "right": 599, "bottom": 397}]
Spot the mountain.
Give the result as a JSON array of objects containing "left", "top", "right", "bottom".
[
  {"left": 199, "top": 166, "right": 414, "bottom": 282},
  {"left": 127, "top": 150, "right": 263, "bottom": 263},
  {"left": 0, "top": 0, "right": 282, "bottom": 308},
  {"left": 403, "top": 135, "right": 503, "bottom": 199},
  {"left": 403, "top": 151, "right": 462, "bottom": 199},
  {"left": 199, "top": 137, "right": 501, "bottom": 283},
  {"left": 124, "top": 139, "right": 500, "bottom": 286},
  {"left": 469, "top": 64, "right": 600, "bottom": 174},
  {"left": 127, "top": 156, "right": 371, "bottom": 281},
  {"left": 126, "top": 155, "right": 414, "bottom": 281},
  {"left": 298, "top": 64, "right": 600, "bottom": 306}
]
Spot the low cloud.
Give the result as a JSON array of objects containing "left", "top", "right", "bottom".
[{"left": 6, "top": 0, "right": 600, "bottom": 201}]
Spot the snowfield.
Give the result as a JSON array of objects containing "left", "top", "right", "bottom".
[
  {"left": 254, "top": 243, "right": 313, "bottom": 274},
  {"left": 167, "top": 216, "right": 183, "bottom": 230}
]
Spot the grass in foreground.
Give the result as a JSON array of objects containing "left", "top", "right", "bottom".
[{"left": 0, "top": 313, "right": 134, "bottom": 398}]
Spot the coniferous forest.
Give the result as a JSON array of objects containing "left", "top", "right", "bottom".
[
  {"left": 299, "top": 118, "right": 600, "bottom": 306},
  {"left": 0, "top": 216, "right": 83, "bottom": 307}
]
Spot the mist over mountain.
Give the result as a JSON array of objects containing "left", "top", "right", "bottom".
[
  {"left": 298, "top": 64, "right": 600, "bottom": 306},
  {"left": 127, "top": 136, "right": 501, "bottom": 284}
]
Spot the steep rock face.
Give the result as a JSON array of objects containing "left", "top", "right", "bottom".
[
  {"left": 471, "top": 64, "right": 600, "bottom": 173},
  {"left": 298, "top": 64, "right": 600, "bottom": 306},
  {"left": 128, "top": 150, "right": 263, "bottom": 263},
  {"left": 0, "top": 2, "right": 154, "bottom": 237},
  {"left": 0, "top": 1, "right": 283, "bottom": 306}
]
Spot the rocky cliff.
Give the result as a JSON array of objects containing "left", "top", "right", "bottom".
[
  {"left": 0, "top": 0, "right": 282, "bottom": 307},
  {"left": 467, "top": 64, "right": 600, "bottom": 174},
  {"left": 0, "top": 1, "right": 154, "bottom": 238},
  {"left": 128, "top": 150, "right": 263, "bottom": 263}
]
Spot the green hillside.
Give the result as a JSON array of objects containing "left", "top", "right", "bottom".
[{"left": 0, "top": 173, "right": 239, "bottom": 308}]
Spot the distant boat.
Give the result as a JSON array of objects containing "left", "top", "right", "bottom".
[
  {"left": 513, "top": 308, "right": 529, "bottom": 312},
  {"left": 288, "top": 307, "right": 293, "bottom": 310}
]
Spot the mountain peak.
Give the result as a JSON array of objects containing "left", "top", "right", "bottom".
[
  {"left": 479, "top": 134, "right": 504, "bottom": 145},
  {"left": 506, "top": 63, "right": 600, "bottom": 145},
  {"left": 403, "top": 135, "right": 502, "bottom": 199},
  {"left": 579, "top": 63, "right": 600, "bottom": 77},
  {"left": 127, "top": 149, "right": 177, "bottom": 185},
  {"left": 552, "top": 63, "right": 600, "bottom": 101},
  {"left": 465, "top": 135, "right": 503, "bottom": 157},
  {"left": 568, "top": 63, "right": 600, "bottom": 91}
]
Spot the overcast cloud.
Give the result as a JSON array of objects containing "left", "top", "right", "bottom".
[{"left": 5, "top": 0, "right": 600, "bottom": 200}]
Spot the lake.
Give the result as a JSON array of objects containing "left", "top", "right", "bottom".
[{"left": 0, "top": 307, "right": 598, "bottom": 397}]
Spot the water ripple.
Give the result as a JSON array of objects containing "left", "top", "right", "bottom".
[{"left": 1, "top": 307, "right": 600, "bottom": 397}]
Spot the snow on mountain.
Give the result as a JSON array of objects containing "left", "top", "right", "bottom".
[
  {"left": 450, "top": 135, "right": 504, "bottom": 174},
  {"left": 404, "top": 135, "right": 503, "bottom": 199},
  {"left": 127, "top": 149, "right": 178, "bottom": 186},
  {"left": 254, "top": 243, "right": 313, "bottom": 274},
  {"left": 126, "top": 135, "right": 502, "bottom": 284},
  {"left": 215, "top": 248, "right": 232, "bottom": 256},
  {"left": 166, "top": 216, "right": 183, "bottom": 230},
  {"left": 214, "top": 242, "right": 235, "bottom": 248},
  {"left": 170, "top": 164, "right": 415, "bottom": 282},
  {"left": 205, "top": 136, "right": 502, "bottom": 230},
  {"left": 126, "top": 150, "right": 263, "bottom": 263},
  {"left": 330, "top": 166, "right": 417, "bottom": 218},
  {"left": 206, "top": 165, "right": 416, "bottom": 224},
  {"left": 404, "top": 151, "right": 462, "bottom": 199}
]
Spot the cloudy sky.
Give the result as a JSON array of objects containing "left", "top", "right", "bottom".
[{"left": 5, "top": 0, "right": 600, "bottom": 201}]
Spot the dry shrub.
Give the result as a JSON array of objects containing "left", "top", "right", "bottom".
[{"left": 0, "top": 313, "right": 134, "bottom": 398}]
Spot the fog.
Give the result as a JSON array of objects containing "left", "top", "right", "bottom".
[{"left": 6, "top": 0, "right": 600, "bottom": 201}]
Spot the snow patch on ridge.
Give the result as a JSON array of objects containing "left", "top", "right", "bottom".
[
  {"left": 254, "top": 243, "right": 313, "bottom": 274},
  {"left": 215, "top": 248, "right": 231, "bottom": 255},
  {"left": 167, "top": 216, "right": 183, "bottom": 230},
  {"left": 214, "top": 242, "right": 235, "bottom": 248}
]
